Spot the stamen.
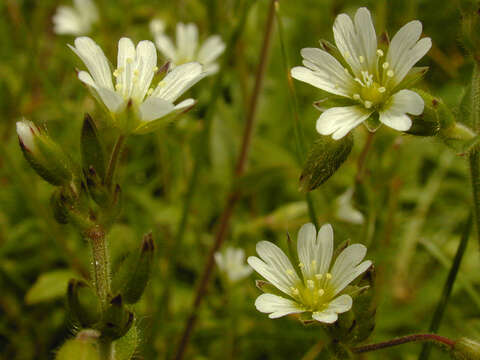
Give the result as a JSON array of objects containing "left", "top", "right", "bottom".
[
  {"left": 133, "top": 69, "right": 140, "bottom": 77},
  {"left": 290, "top": 287, "right": 300, "bottom": 296},
  {"left": 115, "top": 83, "right": 123, "bottom": 91},
  {"left": 378, "top": 87, "right": 386, "bottom": 93},
  {"left": 318, "top": 289, "right": 325, "bottom": 296},
  {"left": 325, "top": 273, "right": 332, "bottom": 280},
  {"left": 153, "top": 66, "right": 159, "bottom": 72},
  {"left": 359, "top": 55, "right": 365, "bottom": 63},
  {"left": 353, "top": 93, "right": 361, "bottom": 100},
  {"left": 364, "top": 100, "right": 373, "bottom": 109},
  {"left": 376, "top": 49, "right": 384, "bottom": 57},
  {"left": 298, "top": 262, "right": 305, "bottom": 268},
  {"left": 344, "top": 51, "right": 351, "bottom": 59},
  {"left": 315, "top": 273, "right": 323, "bottom": 280},
  {"left": 387, "top": 70, "right": 394, "bottom": 77},
  {"left": 286, "top": 269, "right": 294, "bottom": 275},
  {"left": 311, "top": 260, "right": 317, "bottom": 267},
  {"left": 382, "top": 62, "right": 389, "bottom": 69},
  {"left": 344, "top": 68, "right": 349, "bottom": 74},
  {"left": 307, "top": 280, "right": 315, "bottom": 289}
]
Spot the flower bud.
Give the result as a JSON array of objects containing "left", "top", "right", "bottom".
[
  {"left": 451, "top": 337, "right": 480, "bottom": 360},
  {"left": 17, "top": 120, "right": 75, "bottom": 186},
  {"left": 111, "top": 233, "right": 155, "bottom": 304},
  {"left": 99, "top": 295, "right": 134, "bottom": 340},
  {"left": 55, "top": 338, "right": 99, "bottom": 360},
  {"left": 67, "top": 279, "right": 101, "bottom": 328},
  {"left": 406, "top": 90, "right": 451, "bottom": 137},
  {"left": 299, "top": 133, "right": 353, "bottom": 192}
]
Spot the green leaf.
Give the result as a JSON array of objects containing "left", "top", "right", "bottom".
[
  {"left": 55, "top": 339, "right": 100, "bottom": 360},
  {"left": 81, "top": 114, "right": 106, "bottom": 180},
  {"left": 114, "top": 324, "right": 139, "bottom": 360},
  {"left": 25, "top": 270, "right": 76, "bottom": 305}
]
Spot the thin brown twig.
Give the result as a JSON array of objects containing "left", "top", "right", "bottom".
[
  {"left": 351, "top": 334, "right": 455, "bottom": 354},
  {"left": 173, "top": 1, "right": 277, "bottom": 359}
]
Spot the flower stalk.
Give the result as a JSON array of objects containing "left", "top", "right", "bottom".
[
  {"left": 351, "top": 334, "right": 455, "bottom": 354},
  {"left": 173, "top": 1, "right": 277, "bottom": 358},
  {"left": 469, "top": 61, "right": 480, "bottom": 249}
]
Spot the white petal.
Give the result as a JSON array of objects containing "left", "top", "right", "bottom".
[
  {"left": 297, "top": 223, "right": 317, "bottom": 278},
  {"left": 203, "top": 63, "right": 220, "bottom": 76},
  {"left": 150, "top": 19, "right": 166, "bottom": 37},
  {"left": 317, "top": 224, "right": 334, "bottom": 274},
  {"left": 316, "top": 106, "right": 372, "bottom": 140},
  {"left": 333, "top": 8, "right": 376, "bottom": 77},
  {"left": 174, "top": 98, "right": 196, "bottom": 111},
  {"left": 69, "top": 37, "right": 113, "bottom": 90},
  {"left": 96, "top": 87, "right": 124, "bottom": 113},
  {"left": 326, "top": 294, "right": 353, "bottom": 313},
  {"left": 53, "top": 6, "right": 84, "bottom": 35},
  {"left": 254, "top": 294, "right": 304, "bottom": 319},
  {"left": 291, "top": 47, "right": 356, "bottom": 97},
  {"left": 214, "top": 252, "right": 224, "bottom": 269},
  {"left": 138, "top": 96, "right": 175, "bottom": 122},
  {"left": 387, "top": 20, "right": 431, "bottom": 86},
  {"left": 312, "top": 311, "right": 338, "bottom": 323},
  {"left": 133, "top": 40, "right": 157, "bottom": 101},
  {"left": 116, "top": 37, "right": 136, "bottom": 98},
  {"left": 74, "top": 0, "right": 98, "bottom": 24},
  {"left": 332, "top": 260, "right": 372, "bottom": 296},
  {"left": 379, "top": 89, "right": 423, "bottom": 131},
  {"left": 154, "top": 33, "right": 177, "bottom": 61},
  {"left": 152, "top": 62, "right": 204, "bottom": 102},
  {"left": 176, "top": 23, "right": 198, "bottom": 61},
  {"left": 78, "top": 70, "right": 97, "bottom": 88},
  {"left": 331, "top": 244, "right": 367, "bottom": 278},
  {"left": 197, "top": 35, "right": 226, "bottom": 65}
]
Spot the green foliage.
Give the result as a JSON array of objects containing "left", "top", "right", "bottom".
[{"left": 25, "top": 270, "right": 76, "bottom": 305}]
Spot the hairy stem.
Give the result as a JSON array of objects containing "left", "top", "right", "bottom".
[
  {"left": 418, "top": 214, "right": 472, "bottom": 359},
  {"left": 351, "top": 334, "right": 455, "bottom": 354},
  {"left": 275, "top": 1, "right": 318, "bottom": 228},
  {"left": 173, "top": 1, "right": 276, "bottom": 358},
  {"left": 470, "top": 61, "right": 480, "bottom": 249}
]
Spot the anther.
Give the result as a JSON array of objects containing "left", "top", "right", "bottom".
[
  {"left": 291, "top": 287, "right": 300, "bottom": 296},
  {"left": 387, "top": 70, "right": 394, "bottom": 77},
  {"left": 307, "top": 280, "right": 315, "bottom": 289},
  {"left": 153, "top": 66, "right": 159, "bottom": 72},
  {"left": 325, "top": 273, "right": 332, "bottom": 280},
  {"left": 378, "top": 87, "right": 386, "bottom": 93},
  {"left": 382, "top": 62, "right": 389, "bottom": 69},
  {"left": 286, "top": 269, "right": 294, "bottom": 275},
  {"left": 318, "top": 289, "right": 325, "bottom": 296},
  {"left": 376, "top": 49, "right": 384, "bottom": 57},
  {"left": 364, "top": 101, "right": 373, "bottom": 109},
  {"left": 298, "top": 262, "right": 305, "bottom": 268},
  {"left": 353, "top": 94, "right": 361, "bottom": 100},
  {"left": 359, "top": 55, "right": 365, "bottom": 63}
]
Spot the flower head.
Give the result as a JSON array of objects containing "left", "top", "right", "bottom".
[
  {"left": 291, "top": 7, "right": 432, "bottom": 139},
  {"left": 151, "top": 20, "right": 226, "bottom": 76},
  {"left": 53, "top": 0, "right": 98, "bottom": 36},
  {"left": 215, "top": 247, "right": 253, "bottom": 283},
  {"left": 70, "top": 37, "right": 206, "bottom": 133},
  {"left": 335, "top": 187, "right": 364, "bottom": 225},
  {"left": 248, "top": 223, "right": 371, "bottom": 323}
]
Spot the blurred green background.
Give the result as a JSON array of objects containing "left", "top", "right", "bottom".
[{"left": 0, "top": 0, "right": 478, "bottom": 359}]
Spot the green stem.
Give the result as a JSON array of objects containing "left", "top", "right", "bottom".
[
  {"left": 98, "top": 341, "right": 113, "bottom": 360},
  {"left": 351, "top": 334, "right": 455, "bottom": 354},
  {"left": 105, "top": 135, "right": 125, "bottom": 189},
  {"left": 275, "top": 1, "right": 318, "bottom": 228},
  {"left": 418, "top": 213, "right": 472, "bottom": 360},
  {"left": 470, "top": 61, "right": 480, "bottom": 250}
]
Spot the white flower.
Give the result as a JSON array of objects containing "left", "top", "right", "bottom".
[
  {"left": 16, "top": 120, "right": 39, "bottom": 152},
  {"left": 215, "top": 247, "right": 253, "bottom": 283},
  {"left": 53, "top": 0, "right": 98, "bottom": 36},
  {"left": 248, "top": 223, "right": 371, "bottom": 323},
  {"left": 69, "top": 37, "right": 206, "bottom": 133},
  {"left": 335, "top": 188, "right": 364, "bottom": 225},
  {"left": 291, "top": 7, "right": 432, "bottom": 140},
  {"left": 151, "top": 20, "right": 226, "bottom": 76}
]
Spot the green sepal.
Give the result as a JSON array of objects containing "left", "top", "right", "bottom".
[
  {"left": 85, "top": 167, "right": 110, "bottom": 206},
  {"left": 67, "top": 279, "right": 101, "bottom": 328},
  {"left": 99, "top": 295, "right": 134, "bottom": 340},
  {"left": 364, "top": 114, "right": 381, "bottom": 133},
  {"left": 51, "top": 186, "right": 94, "bottom": 232},
  {"left": 255, "top": 280, "right": 287, "bottom": 298},
  {"left": 19, "top": 133, "right": 75, "bottom": 186},
  {"left": 451, "top": 337, "right": 480, "bottom": 360},
  {"left": 51, "top": 189, "right": 70, "bottom": 224},
  {"left": 111, "top": 233, "right": 155, "bottom": 304},
  {"left": 392, "top": 67, "right": 429, "bottom": 93},
  {"left": 318, "top": 40, "right": 350, "bottom": 70},
  {"left": 55, "top": 338, "right": 100, "bottom": 360},
  {"left": 313, "top": 97, "right": 356, "bottom": 112},
  {"left": 299, "top": 134, "right": 353, "bottom": 192},
  {"left": 81, "top": 114, "right": 106, "bottom": 180}
]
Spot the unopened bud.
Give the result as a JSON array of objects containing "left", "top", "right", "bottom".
[
  {"left": 299, "top": 133, "right": 353, "bottom": 192},
  {"left": 99, "top": 295, "right": 134, "bottom": 340},
  {"left": 111, "top": 233, "right": 155, "bottom": 304},
  {"left": 55, "top": 338, "right": 99, "bottom": 360},
  {"left": 451, "top": 337, "right": 480, "bottom": 360},
  {"left": 17, "top": 119, "right": 75, "bottom": 186},
  {"left": 67, "top": 279, "right": 101, "bottom": 328}
]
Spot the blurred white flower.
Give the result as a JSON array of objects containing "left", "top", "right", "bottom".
[
  {"left": 215, "top": 247, "right": 253, "bottom": 283},
  {"left": 248, "top": 223, "right": 371, "bottom": 323},
  {"left": 69, "top": 37, "right": 206, "bottom": 133},
  {"left": 151, "top": 20, "right": 226, "bottom": 76},
  {"left": 335, "top": 188, "right": 364, "bottom": 225},
  {"left": 291, "top": 7, "right": 432, "bottom": 139},
  {"left": 53, "top": 0, "right": 99, "bottom": 36}
]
